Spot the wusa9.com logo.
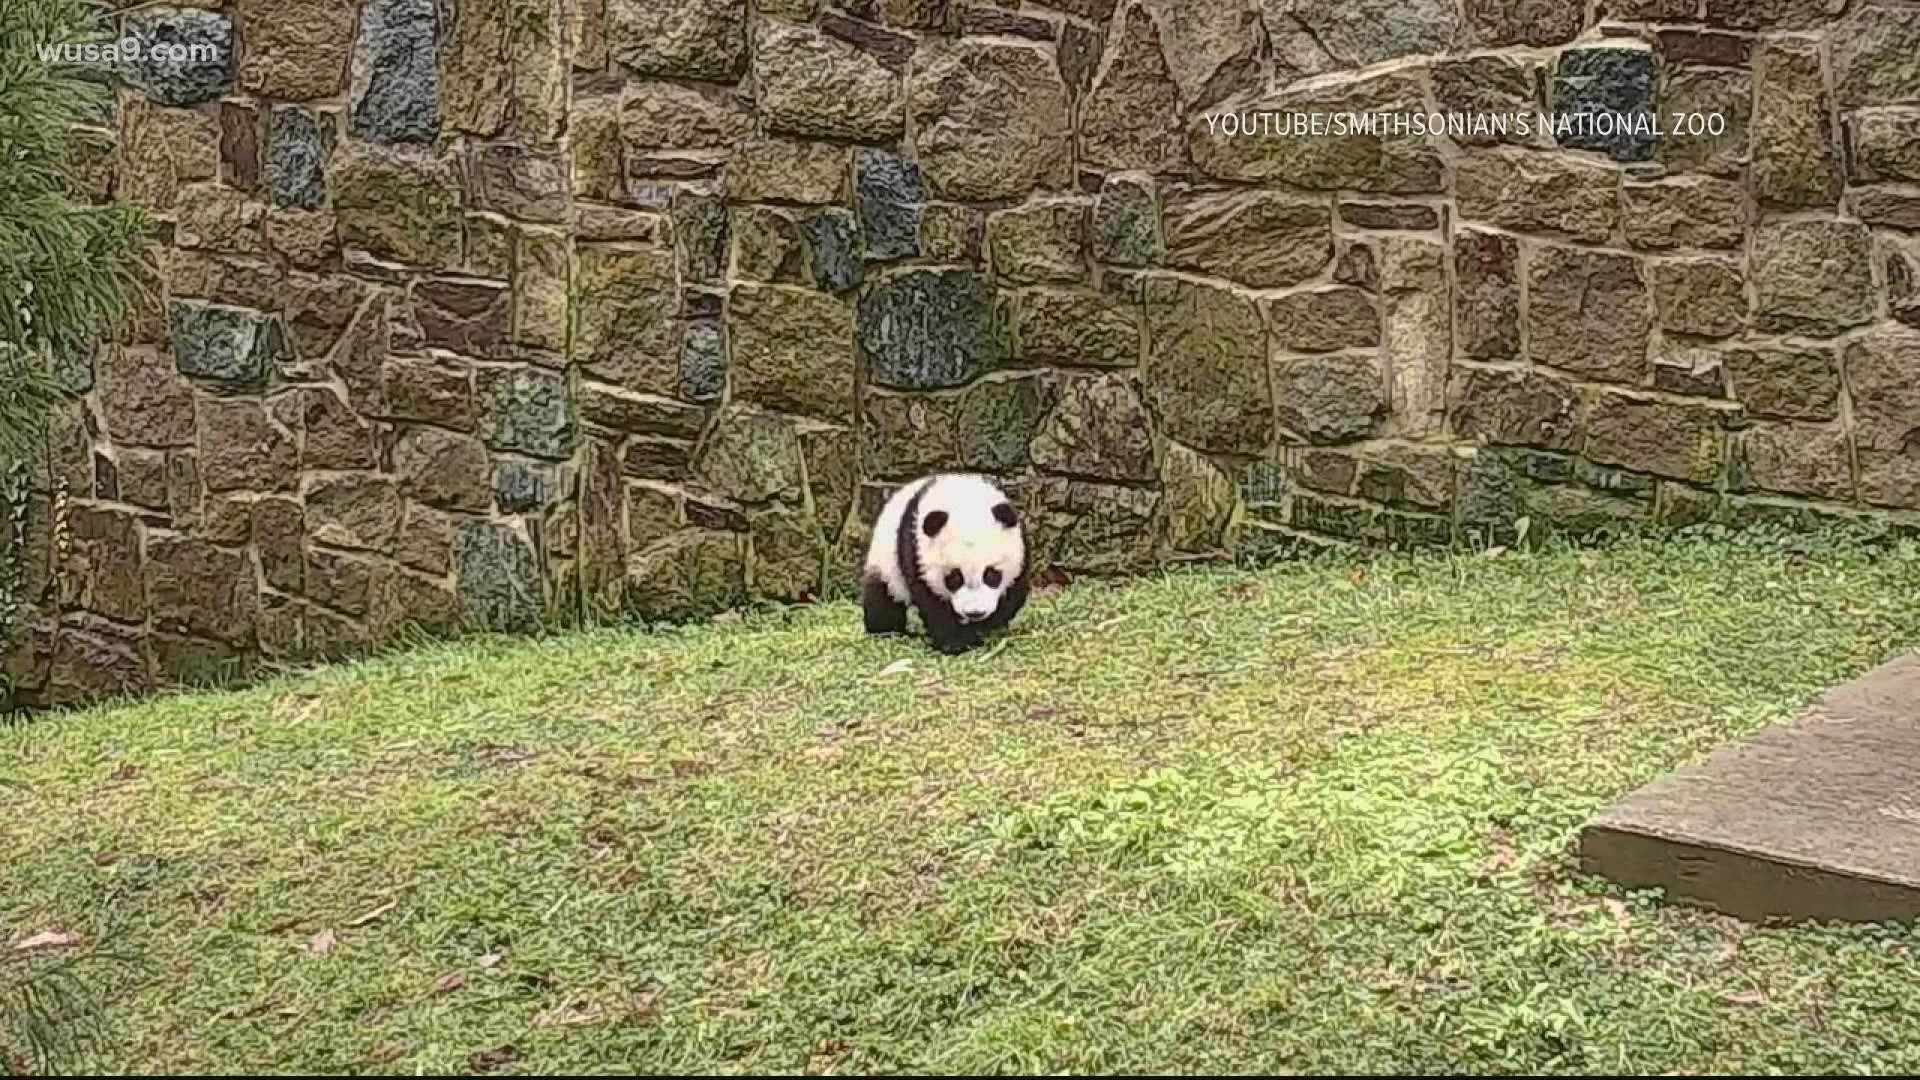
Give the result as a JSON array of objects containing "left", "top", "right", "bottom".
[{"left": 38, "top": 37, "right": 222, "bottom": 65}]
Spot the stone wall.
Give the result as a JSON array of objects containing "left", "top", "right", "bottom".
[{"left": 6, "top": 0, "right": 1920, "bottom": 708}]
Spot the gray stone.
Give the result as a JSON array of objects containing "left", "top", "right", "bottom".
[
  {"left": 1752, "top": 221, "right": 1876, "bottom": 336},
  {"left": 1463, "top": 0, "right": 1582, "bottom": 48},
  {"left": 471, "top": 144, "right": 567, "bottom": 224},
  {"left": 729, "top": 284, "right": 853, "bottom": 420},
  {"left": 1853, "top": 189, "right": 1920, "bottom": 231},
  {"left": 170, "top": 301, "right": 282, "bottom": 385},
  {"left": 1456, "top": 148, "right": 1618, "bottom": 244},
  {"left": 860, "top": 269, "right": 996, "bottom": 391},
  {"left": 1453, "top": 231, "right": 1519, "bottom": 360},
  {"left": 1731, "top": 422, "right": 1853, "bottom": 500},
  {"left": 305, "top": 473, "right": 403, "bottom": 552},
  {"left": 1651, "top": 257, "right": 1747, "bottom": 339},
  {"left": 1448, "top": 367, "right": 1576, "bottom": 451},
  {"left": 123, "top": 10, "right": 233, "bottom": 106},
  {"left": 1275, "top": 353, "right": 1388, "bottom": 444},
  {"left": 1833, "top": 3, "right": 1920, "bottom": 109},
  {"left": 144, "top": 537, "right": 256, "bottom": 647},
  {"left": 1653, "top": 348, "right": 1728, "bottom": 399},
  {"left": 1431, "top": 57, "right": 1542, "bottom": 148},
  {"left": 608, "top": 0, "right": 747, "bottom": 80},
  {"left": 1660, "top": 67, "right": 1750, "bottom": 178},
  {"left": 622, "top": 530, "right": 746, "bottom": 622},
  {"left": 1656, "top": 29, "right": 1749, "bottom": 68},
  {"left": 1623, "top": 177, "right": 1747, "bottom": 251},
  {"left": 1025, "top": 477, "right": 1160, "bottom": 575},
  {"left": 492, "top": 460, "right": 552, "bottom": 514},
  {"left": 672, "top": 189, "right": 728, "bottom": 285},
  {"left": 988, "top": 200, "right": 1088, "bottom": 285},
  {"left": 1263, "top": 0, "right": 1454, "bottom": 71},
  {"left": 911, "top": 39, "right": 1073, "bottom": 200},
  {"left": 1009, "top": 288, "right": 1141, "bottom": 368},
  {"left": 1550, "top": 46, "right": 1658, "bottom": 163},
  {"left": 695, "top": 405, "right": 804, "bottom": 504},
  {"left": 1268, "top": 287, "right": 1379, "bottom": 355},
  {"left": 855, "top": 149, "right": 923, "bottom": 262},
  {"left": 1752, "top": 41, "right": 1841, "bottom": 208},
  {"left": 952, "top": 372, "right": 1057, "bottom": 472},
  {"left": 680, "top": 320, "right": 726, "bottom": 405},
  {"left": 1192, "top": 70, "right": 1444, "bottom": 193},
  {"left": 1144, "top": 277, "right": 1270, "bottom": 456},
  {"left": 1162, "top": 189, "right": 1330, "bottom": 289},
  {"left": 803, "top": 210, "right": 860, "bottom": 293},
  {"left": 1704, "top": 0, "right": 1847, "bottom": 31},
  {"left": 454, "top": 520, "right": 543, "bottom": 631},
  {"left": 574, "top": 244, "right": 679, "bottom": 393},
  {"left": 349, "top": 0, "right": 440, "bottom": 144},
  {"left": 1580, "top": 652, "right": 1920, "bottom": 924},
  {"left": 1078, "top": 6, "right": 1185, "bottom": 174},
  {"left": 413, "top": 279, "right": 510, "bottom": 357},
  {"left": 1852, "top": 110, "right": 1920, "bottom": 184},
  {"left": 1092, "top": 174, "right": 1161, "bottom": 267},
  {"left": 1031, "top": 374, "right": 1155, "bottom": 483},
  {"left": 1584, "top": 392, "right": 1728, "bottom": 483},
  {"left": 1529, "top": 246, "right": 1652, "bottom": 385},
  {"left": 1845, "top": 326, "right": 1920, "bottom": 454},
  {"left": 265, "top": 106, "right": 329, "bottom": 210},
  {"left": 476, "top": 365, "right": 572, "bottom": 458},
  {"left": 756, "top": 19, "right": 904, "bottom": 141},
  {"left": 394, "top": 426, "right": 493, "bottom": 512}
]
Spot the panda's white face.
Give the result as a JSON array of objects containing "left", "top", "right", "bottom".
[{"left": 916, "top": 480, "right": 1024, "bottom": 624}]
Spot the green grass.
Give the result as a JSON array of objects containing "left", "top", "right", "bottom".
[{"left": 7, "top": 526, "right": 1920, "bottom": 1074}]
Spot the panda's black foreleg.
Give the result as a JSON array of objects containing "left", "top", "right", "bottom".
[
  {"left": 861, "top": 576, "right": 909, "bottom": 636},
  {"left": 915, "top": 596, "right": 985, "bottom": 655},
  {"left": 976, "top": 572, "right": 1030, "bottom": 635}
]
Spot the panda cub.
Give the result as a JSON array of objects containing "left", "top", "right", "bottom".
[{"left": 861, "top": 472, "right": 1029, "bottom": 655}]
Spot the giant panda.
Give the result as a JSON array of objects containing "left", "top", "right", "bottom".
[{"left": 860, "top": 472, "right": 1030, "bottom": 655}]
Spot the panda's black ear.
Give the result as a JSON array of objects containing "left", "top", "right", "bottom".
[
  {"left": 922, "top": 510, "right": 949, "bottom": 538},
  {"left": 992, "top": 502, "right": 1019, "bottom": 529}
]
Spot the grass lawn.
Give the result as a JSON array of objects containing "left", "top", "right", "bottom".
[{"left": 6, "top": 526, "right": 1920, "bottom": 1074}]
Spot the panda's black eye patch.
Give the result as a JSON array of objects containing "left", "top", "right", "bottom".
[
  {"left": 944, "top": 569, "right": 964, "bottom": 591},
  {"left": 983, "top": 568, "right": 1002, "bottom": 588}
]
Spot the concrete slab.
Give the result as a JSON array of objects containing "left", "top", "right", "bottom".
[{"left": 1579, "top": 651, "right": 1920, "bottom": 924}]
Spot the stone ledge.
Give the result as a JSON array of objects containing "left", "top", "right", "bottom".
[{"left": 1579, "top": 651, "right": 1920, "bottom": 924}]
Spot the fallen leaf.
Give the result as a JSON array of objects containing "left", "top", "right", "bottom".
[
  {"left": 1483, "top": 545, "right": 1508, "bottom": 559},
  {"left": 1602, "top": 898, "right": 1632, "bottom": 931},
  {"left": 1026, "top": 705, "right": 1063, "bottom": 722},
  {"left": 432, "top": 971, "right": 466, "bottom": 994},
  {"left": 468, "top": 1045, "right": 519, "bottom": 1073},
  {"left": 670, "top": 758, "right": 712, "bottom": 778},
  {"left": 91, "top": 851, "right": 120, "bottom": 866},
  {"left": 878, "top": 658, "right": 915, "bottom": 678},
  {"left": 218, "top": 1001, "right": 273, "bottom": 1022},
  {"left": 712, "top": 610, "right": 742, "bottom": 625},
  {"left": 1480, "top": 846, "right": 1519, "bottom": 875},
  {"left": 347, "top": 901, "right": 395, "bottom": 928},
  {"left": 1723, "top": 989, "right": 1768, "bottom": 1007},
  {"left": 266, "top": 916, "right": 304, "bottom": 935},
  {"left": 612, "top": 866, "right": 645, "bottom": 889},
  {"left": 535, "top": 1000, "right": 600, "bottom": 1027},
  {"left": 1221, "top": 580, "right": 1263, "bottom": 600},
  {"left": 305, "top": 928, "right": 337, "bottom": 955},
  {"left": 625, "top": 753, "right": 654, "bottom": 767},
  {"left": 1347, "top": 567, "right": 1367, "bottom": 585},
  {"left": 478, "top": 953, "right": 503, "bottom": 969},
  {"left": 13, "top": 930, "right": 81, "bottom": 952},
  {"left": 363, "top": 1042, "right": 407, "bottom": 1066},
  {"left": 624, "top": 981, "right": 667, "bottom": 1024},
  {"left": 801, "top": 745, "right": 844, "bottom": 765},
  {"left": 109, "top": 764, "right": 141, "bottom": 782}
]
